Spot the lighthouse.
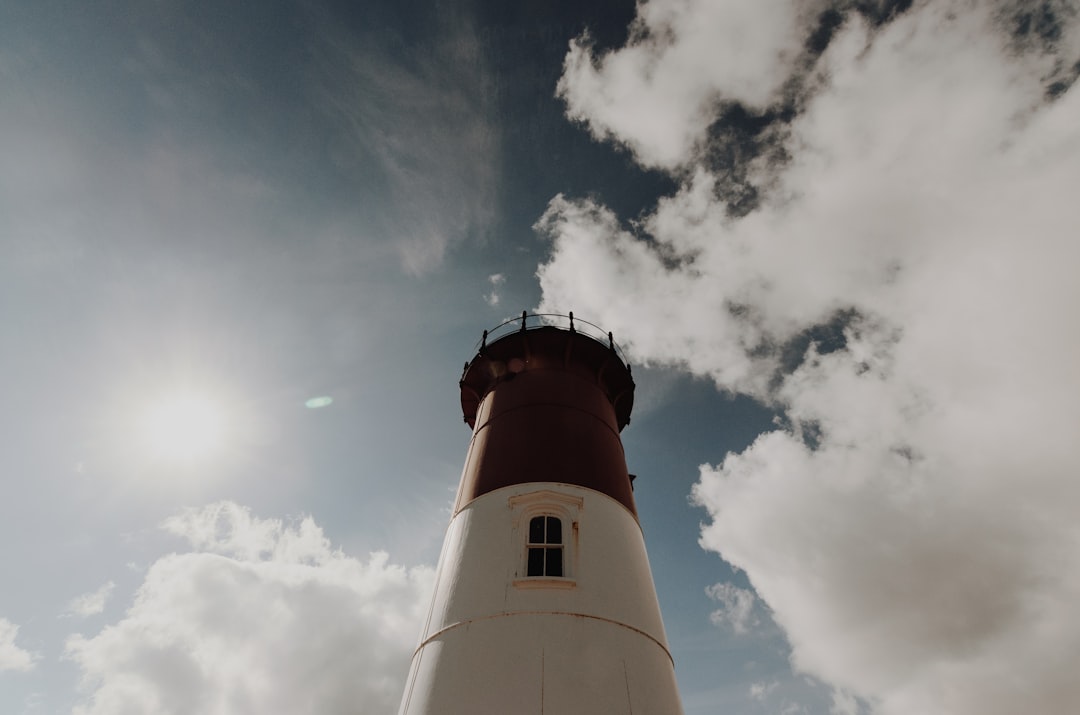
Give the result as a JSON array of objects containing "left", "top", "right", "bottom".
[{"left": 398, "top": 313, "right": 684, "bottom": 714}]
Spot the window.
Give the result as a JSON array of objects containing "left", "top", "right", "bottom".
[
  {"left": 508, "top": 490, "right": 581, "bottom": 587},
  {"left": 526, "top": 515, "right": 563, "bottom": 577}
]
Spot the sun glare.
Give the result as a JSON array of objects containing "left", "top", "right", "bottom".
[{"left": 139, "top": 391, "right": 227, "bottom": 464}]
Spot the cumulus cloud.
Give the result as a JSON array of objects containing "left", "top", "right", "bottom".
[
  {"left": 65, "top": 582, "right": 116, "bottom": 619},
  {"left": 65, "top": 502, "right": 433, "bottom": 715},
  {"left": 558, "top": 0, "right": 811, "bottom": 169},
  {"left": 539, "top": 1, "right": 1080, "bottom": 713},
  {"left": 0, "top": 617, "right": 37, "bottom": 672}
]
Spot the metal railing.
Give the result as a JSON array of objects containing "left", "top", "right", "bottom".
[{"left": 474, "top": 311, "right": 631, "bottom": 368}]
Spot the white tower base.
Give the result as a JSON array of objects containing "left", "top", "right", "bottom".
[{"left": 398, "top": 482, "right": 683, "bottom": 715}]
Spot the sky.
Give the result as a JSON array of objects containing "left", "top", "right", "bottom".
[{"left": 1, "top": 1, "right": 1078, "bottom": 714}]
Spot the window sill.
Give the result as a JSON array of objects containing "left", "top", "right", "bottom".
[{"left": 513, "top": 577, "right": 576, "bottom": 590}]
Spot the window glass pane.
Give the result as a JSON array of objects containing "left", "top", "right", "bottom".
[
  {"left": 529, "top": 516, "right": 545, "bottom": 544},
  {"left": 546, "top": 517, "right": 562, "bottom": 545},
  {"left": 527, "top": 547, "right": 544, "bottom": 577},
  {"left": 546, "top": 547, "right": 563, "bottom": 577}
]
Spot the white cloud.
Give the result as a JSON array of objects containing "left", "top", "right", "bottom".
[
  {"left": 65, "top": 502, "right": 433, "bottom": 715},
  {"left": 540, "top": 2, "right": 1080, "bottom": 714},
  {"left": 485, "top": 272, "right": 506, "bottom": 306},
  {"left": 0, "top": 617, "right": 37, "bottom": 673},
  {"left": 65, "top": 582, "right": 116, "bottom": 618},
  {"left": 558, "top": 0, "right": 816, "bottom": 169},
  {"left": 705, "top": 582, "right": 758, "bottom": 634}
]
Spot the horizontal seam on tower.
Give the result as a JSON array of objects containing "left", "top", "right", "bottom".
[
  {"left": 454, "top": 481, "right": 644, "bottom": 529},
  {"left": 412, "top": 610, "right": 674, "bottom": 666}
]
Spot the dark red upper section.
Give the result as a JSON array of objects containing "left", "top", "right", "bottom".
[{"left": 455, "top": 324, "right": 637, "bottom": 515}]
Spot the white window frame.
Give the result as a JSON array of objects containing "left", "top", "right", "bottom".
[{"left": 508, "top": 490, "right": 583, "bottom": 589}]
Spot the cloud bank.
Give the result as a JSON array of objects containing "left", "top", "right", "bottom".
[
  {"left": 539, "top": 1, "right": 1080, "bottom": 713},
  {"left": 66, "top": 502, "right": 433, "bottom": 715}
]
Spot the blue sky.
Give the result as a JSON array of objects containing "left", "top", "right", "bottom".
[{"left": 2, "top": 2, "right": 1079, "bottom": 714}]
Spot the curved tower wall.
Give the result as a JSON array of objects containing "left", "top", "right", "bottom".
[{"left": 398, "top": 322, "right": 684, "bottom": 715}]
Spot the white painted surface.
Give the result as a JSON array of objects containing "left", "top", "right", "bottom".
[{"left": 399, "top": 483, "right": 684, "bottom": 715}]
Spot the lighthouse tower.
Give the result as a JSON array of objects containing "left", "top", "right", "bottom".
[{"left": 398, "top": 313, "right": 683, "bottom": 715}]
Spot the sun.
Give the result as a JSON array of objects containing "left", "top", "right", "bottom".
[{"left": 138, "top": 391, "right": 228, "bottom": 464}]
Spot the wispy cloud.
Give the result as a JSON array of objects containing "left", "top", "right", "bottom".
[
  {"left": 65, "top": 502, "right": 433, "bottom": 714},
  {"left": 750, "top": 680, "right": 779, "bottom": 701},
  {"left": 312, "top": 12, "right": 500, "bottom": 275},
  {"left": 0, "top": 3, "right": 498, "bottom": 285},
  {"left": 539, "top": 2, "right": 1080, "bottom": 713},
  {"left": 706, "top": 582, "right": 758, "bottom": 634},
  {"left": 64, "top": 582, "right": 116, "bottom": 619},
  {"left": 485, "top": 272, "right": 506, "bottom": 306}
]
